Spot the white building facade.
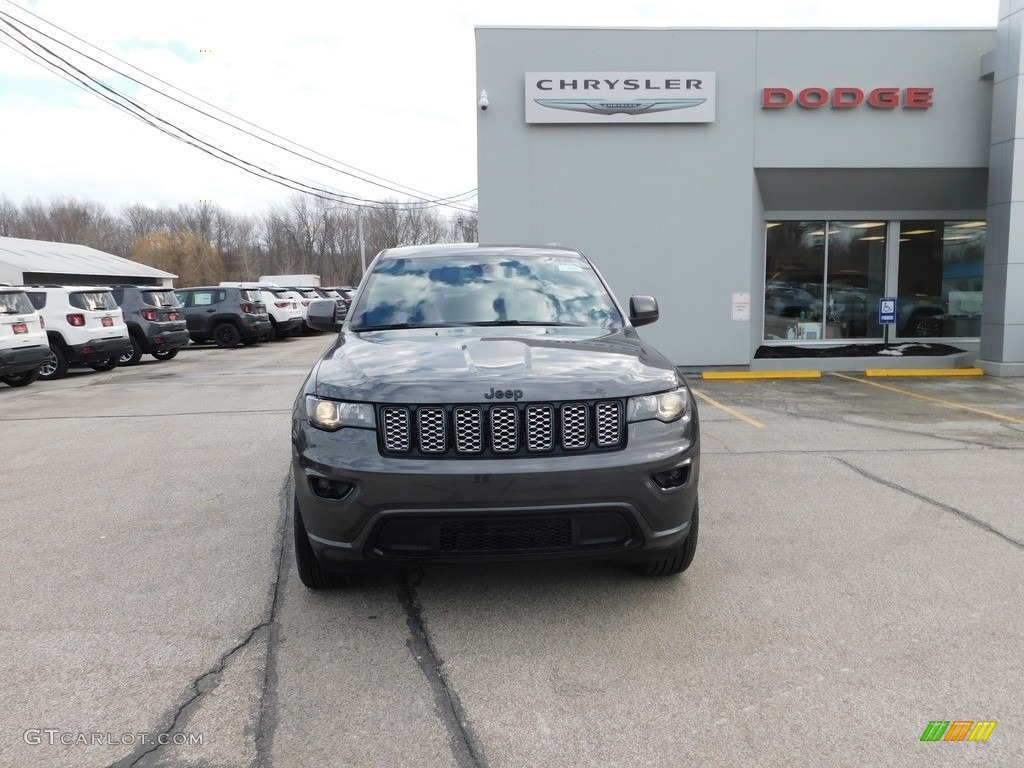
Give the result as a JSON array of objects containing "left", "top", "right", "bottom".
[{"left": 475, "top": 3, "right": 1024, "bottom": 375}]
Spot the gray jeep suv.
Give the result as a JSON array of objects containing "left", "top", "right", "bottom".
[
  {"left": 110, "top": 285, "right": 191, "bottom": 364},
  {"left": 291, "top": 244, "right": 700, "bottom": 589},
  {"left": 174, "top": 286, "right": 271, "bottom": 348}
]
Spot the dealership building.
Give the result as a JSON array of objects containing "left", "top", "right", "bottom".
[{"left": 475, "top": 4, "right": 1024, "bottom": 375}]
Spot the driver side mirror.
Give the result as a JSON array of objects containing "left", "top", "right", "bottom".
[
  {"left": 307, "top": 298, "right": 344, "bottom": 332},
  {"left": 629, "top": 295, "right": 659, "bottom": 327}
]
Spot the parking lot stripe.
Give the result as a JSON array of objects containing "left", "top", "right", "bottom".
[
  {"left": 702, "top": 370, "right": 821, "bottom": 380},
  {"left": 864, "top": 368, "right": 984, "bottom": 377},
  {"left": 690, "top": 388, "right": 766, "bottom": 428},
  {"left": 830, "top": 372, "right": 1024, "bottom": 426}
]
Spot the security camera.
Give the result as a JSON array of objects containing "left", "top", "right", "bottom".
[{"left": 479, "top": 90, "right": 489, "bottom": 111}]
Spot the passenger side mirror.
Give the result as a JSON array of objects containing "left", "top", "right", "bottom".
[
  {"left": 629, "top": 295, "right": 659, "bottom": 327},
  {"left": 307, "top": 299, "right": 344, "bottom": 332}
]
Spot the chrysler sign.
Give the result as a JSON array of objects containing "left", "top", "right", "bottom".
[{"left": 525, "top": 72, "right": 716, "bottom": 124}]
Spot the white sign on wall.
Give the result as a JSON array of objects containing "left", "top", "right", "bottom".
[{"left": 525, "top": 72, "right": 716, "bottom": 124}]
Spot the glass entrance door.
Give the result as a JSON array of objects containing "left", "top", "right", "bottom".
[{"left": 764, "top": 220, "right": 887, "bottom": 341}]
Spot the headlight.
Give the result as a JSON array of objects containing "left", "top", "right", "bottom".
[
  {"left": 627, "top": 387, "right": 690, "bottom": 423},
  {"left": 305, "top": 396, "right": 376, "bottom": 432}
]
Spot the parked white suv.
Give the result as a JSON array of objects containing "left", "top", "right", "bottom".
[
  {"left": 25, "top": 286, "right": 132, "bottom": 380},
  {"left": 219, "top": 282, "right": 303, "bottom": 339},
  {"left": 0, "top": 285, "right": 50, "bottom": 387}
]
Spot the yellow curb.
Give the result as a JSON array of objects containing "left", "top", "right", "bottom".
[
  {"left": 864, "top": 368, "right": 984, "bottom": 377},
  {"left": 702, "top": 370, "right": 822, "bottom": 380}
]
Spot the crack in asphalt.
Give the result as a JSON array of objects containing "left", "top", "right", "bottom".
[
  {"left": 107, "top": 474, "right": 291, "bottom": 768},
  {"left": 834, "top": 457, "right": 1024, "bottom": 551},
  {"left": 253, "top": 475, "right": 292, "bottom": 768},
  {"left": 398, "top": 567, "right": 487, "bottom": 768}
]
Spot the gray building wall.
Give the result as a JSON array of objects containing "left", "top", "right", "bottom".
[{"left": 476, "top": 27, "right": 996, "bottom": 366}]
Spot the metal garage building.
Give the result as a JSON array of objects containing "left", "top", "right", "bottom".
[{"left": 0, "top": 236, "right": 175, "bottom": 288}]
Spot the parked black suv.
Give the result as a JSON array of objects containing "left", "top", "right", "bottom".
[
  {"left": 291, "top": 244, "right": 701, "bottom": 589},
  {"left": 110, "top": 285, "right": 191, "bottom": 364},
  {"left": 174, "top": 286, "right": 272, "bottom": 348}
]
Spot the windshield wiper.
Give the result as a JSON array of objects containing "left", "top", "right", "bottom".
[{"left": 454, "top": 320, "right": 583, "bottom": 327}]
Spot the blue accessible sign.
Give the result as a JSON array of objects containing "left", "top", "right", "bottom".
[{"left": 879, "top": 297, "right": 897, "bottom": 325}]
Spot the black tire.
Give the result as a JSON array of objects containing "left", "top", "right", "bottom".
[
  {"left": 38, "top": 346, "right": 69, "bottom": 381},
  {"left": 213, "top": 323, "right": 241, "bottom": 349},
  {"left": 632, "top": 499, "right": 699, "bottom": 577},
  {"left": 2, "top": 367, "right": 41, "bottom": 387},
  {"left": 151, "top": 347, "right": 179, "bottom": 361},
  {"left": 120, "top": 334, "right": 145, "bottom": 366},
  {"left": 294, "top": 495, "right": 355, "bottom": 590},
  {"left": 908, "top": 317, "right": 942, "bottom": 337},
  {"left": 88, "top": 357, "right": 120, "bottom": 372}
]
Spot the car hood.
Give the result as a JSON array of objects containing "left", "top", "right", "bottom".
[{"left": 313, "top": 326, "right": 681, "bottom": 403}]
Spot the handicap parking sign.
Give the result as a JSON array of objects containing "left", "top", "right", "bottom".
[{"left": 879, "top": 297, "right": 897, "bottom": 325}]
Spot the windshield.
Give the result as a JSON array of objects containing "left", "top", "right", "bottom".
[
  {"left": 70, "top": 291, "right": 118, "bottom": 311},
  {"left": 349, "top": 253, "right": 624, "bottom": 331},
  {"left": 142, "top": 290, "right": 180, "bottom": 307},
  {"left": 0, "top": 291, "right": 34, "bottom": 314}
]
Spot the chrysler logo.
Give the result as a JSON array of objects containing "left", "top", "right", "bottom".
[{"left": 534, "top": 98, "right": 706, "bottom": 116}]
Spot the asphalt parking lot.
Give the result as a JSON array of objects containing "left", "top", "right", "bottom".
[{"left": 1, "top": 336, "right": 1022, "bottom": 768}]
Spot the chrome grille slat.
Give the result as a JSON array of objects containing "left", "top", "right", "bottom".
[
  {"left": 379, "top": 400, "right": 624, "bottom": 457},
  {"left": 490, "top": 405, "right": 519, "bottom": 453},
  {"left": 417, "top": 407, "right": 447, "bottom": 453},
  {"left": 454, "top": 406, "right": 483, "bottom": 453},
  {"left": 595, "top": 401, "right": 622, "bottom": 447},
  {"left": 561, "top": 403, "right": 589, "bottom": 450},
  {"left": 381, "top": 407, "right": 411, "bottom": 452},
  {"left": 526, "top": 405, "right": 554, "bottom": 452}
]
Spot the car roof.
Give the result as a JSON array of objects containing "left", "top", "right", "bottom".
[{"left": 376, "top": 243, "right": 584, "bottom": 261}]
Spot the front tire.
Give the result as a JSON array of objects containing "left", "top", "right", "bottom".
[
  {"left": 38, "top": 346, "right": 69, "bottom": 381},
  {"left": 213, "top": 323, "right": 241, "bottom": 349},
  {"left": 293, "top": 495, "right": 355, "bottom": 590},
  {"left": 3, "top": 367, "right": 41, "bottom": 387},
  {"left": 632, "top": 499, "right": 699, "bottom": 577}
]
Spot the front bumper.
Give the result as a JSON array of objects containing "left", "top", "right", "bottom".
[
  {"left": 68, "top": 336, "right": 133, "bottom": 363},
  {"left": 0, "top": 344, "right": 50, "bottom": 376},
  {"left": 292, "top": 416, "right": 699, "bottom": 568}
]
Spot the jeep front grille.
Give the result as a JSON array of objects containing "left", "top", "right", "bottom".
[{"left": 378, "top": 400, "right": 624, "bottom": 458}]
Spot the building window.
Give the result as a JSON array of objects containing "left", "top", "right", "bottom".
[
  {"left": 764, "top": 220, "right": 887, "bottom": 341},
  {"left": 897, "top": 221, "right": 985, "bottom": 338},
  {"left": 765, "top": 219, "right": 985, "bottom": 342}
]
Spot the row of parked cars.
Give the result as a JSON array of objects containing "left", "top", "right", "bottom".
[{"left": 0, "top": 282, "right": 354, "bottom": 387}]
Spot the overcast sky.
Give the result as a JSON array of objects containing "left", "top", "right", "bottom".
[{"left": 0, "top": 0, "right": 1003, "bottom": 218}]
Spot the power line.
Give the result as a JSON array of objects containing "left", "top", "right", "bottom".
[{"left": 0, "top": 1, "right": 478, "bottom": 213}]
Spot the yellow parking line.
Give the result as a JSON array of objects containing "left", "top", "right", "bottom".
[
  {"left": 690, "top": 387, "right": 766, "bottom": 428},
  {"left": 865, "top": 368, "right": 984, "bottom": 378},
  {"left": 830, "top": 372, "right": 1024, "bottom": 426},
  {"left": 702, "top": 370, "right": 821, "bottom": 380}
]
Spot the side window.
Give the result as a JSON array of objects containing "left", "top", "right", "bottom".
[
  {"left": 174, "top": 292, "right": 190, "bottom": 307},
  {"left": 26, "top": 292, "right": 46, "bottom": 310},
  {"left": 215, "top": 290, "right": 227, "bottom": 303},
  {"left": 111, "top": 288, "right": 124, "bottom": 304},
  {"left": 193, "top": 291, "right": 214, "bottom": 307}
]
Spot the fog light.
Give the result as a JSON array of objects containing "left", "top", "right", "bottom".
[
  {"left": 652, "top": 465, "right": 690, "bottom": 490},
  {"left": 310, "top": 477, "right": 353, "bottom": 500}
]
